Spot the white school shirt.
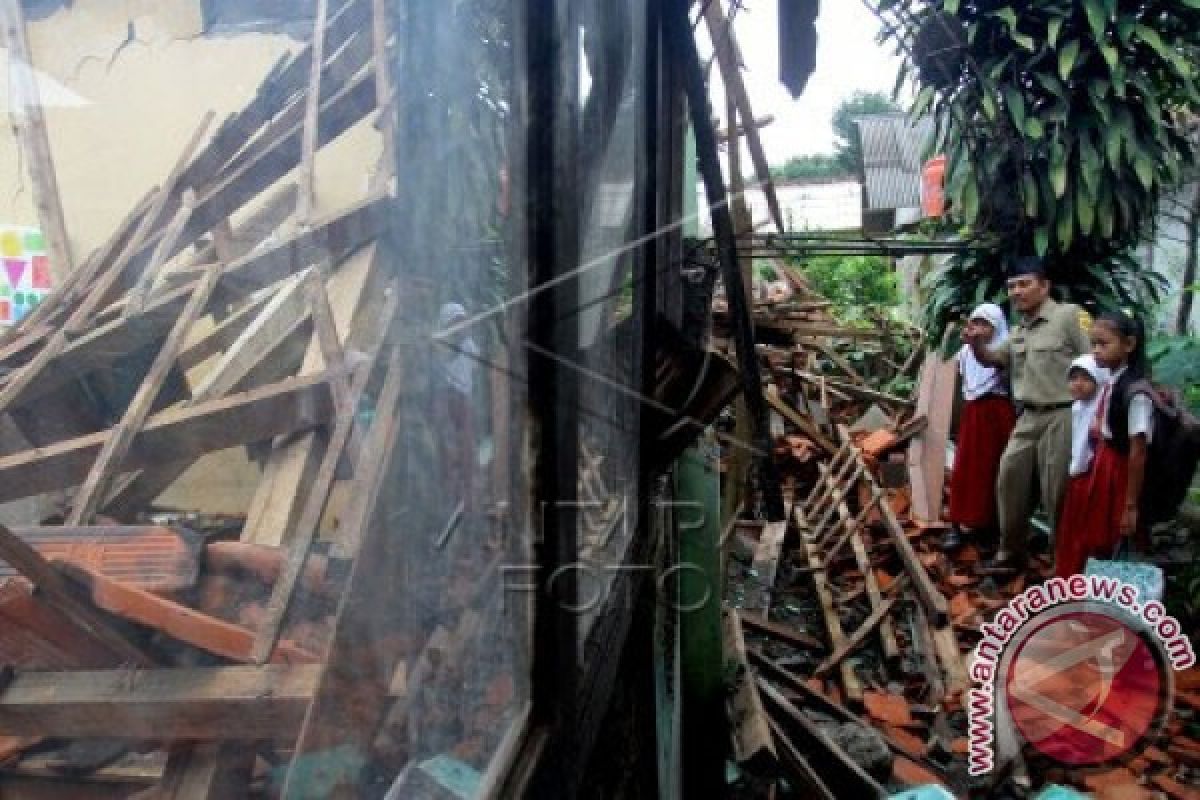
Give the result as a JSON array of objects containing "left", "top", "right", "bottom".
[
  {"left": 1099, "top": 366, "right": 1155, "bottom": 444},
  {"left": 1069, "top": 396, "right": 1100, "bottom": 477}
]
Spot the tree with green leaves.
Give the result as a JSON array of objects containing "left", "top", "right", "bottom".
[
  {"left": 871, "top": 0, "right": 1200, "bottom": 341},
  {"left": 770, "top": 152, "right": 847, "bottom": 182},
  {"left": 832, "top": 90, "right": 901, "bottom": 174},
  {"left": 770, "top": 91, "right": 900, "bottom": 182}
]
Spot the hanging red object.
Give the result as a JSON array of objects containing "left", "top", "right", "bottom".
[{"left": 922, "top": 155, "right": 947, "bottom": 218}]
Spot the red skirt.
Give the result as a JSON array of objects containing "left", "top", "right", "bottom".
[
  {"left": 1054, "top": 440, "right": 1129, "bottom": 578},
  {"left": 947, "top": 395, "right": 1017, "bottom": 529}
]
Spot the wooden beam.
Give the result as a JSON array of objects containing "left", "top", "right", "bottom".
[
  {"left": 176, "top": 290, "right": 273, "bottom": 373},
  {"left": 0, "top": 523, "right": 153, "bottom": 666},
  {"left": 61, "top": 564, "right": 316, "bottom": 665},
  {"left": 64, "top": 113, "right": 216, "bottom": 336},
  {"left": 0, "top": 370, "right": 339, "bottom": 504},
  {"left": 736, "top": 610, "right": 823, "bottom": 651},
  {"left": 0, "top": 196, "right": 386, "bottom": 412},
  {"left": 765, "top": 385, "right": 836, "bottom": 454},
  {"left": 815, "top": 466, "right": 900, "bottom": 666},
  {"left": 0, "top": 665, "right": 325, "bottom": 740},
  {"left": 766, "top": 716, "right": 837, "bottom": 800},
  {"left": 169, "top": 69, "right": 376, "bottom": 271},
  {"left": 175, "top": 0, "right": 370, "bottom": 196},
  {"left": 152, "top": 742, "right": 255, "bottom": 800},
  {"left": 126, "top": 188, "right": 200, "bottom": 315},
  {"left": 839, "top": 425, "right": 950, "bottom": 626},
  {"left": 242, "top": 244, "right": 379, "bottom": 547},
  {"left": 297, "top": 0, "right": 331, "bottom": 224},
  {"left": 68, "top": 262, "right": 226, "bottom": 525},
  {"left": 742, "top": 518, "right": 786, "bottom": 614},
  {"left": 814, "top": 583, "right": 903, "bottom": 677},
  {"left": 795, "top": 503, "right": 861, "bottom": 702},
  {"left": 101, "top": 271, "right": 317, "bottom": 516},
  {"left": 189, "top": 270, "right": 312, "bottom": 401},
  {"left": 282, "top": 346, "right": 406, "bottom": 791},
  {"left": 725, "top": 609, "right": 776, "bottom": 768},
  {"left": 0, "top": 0, "right": 74, "bottom": 282},
  {"left": 250, "top": 289, "right": 395, "bottom": 663},
  {"left": 907, "top": 354, "right": 957, "bottom": 523},
  {"left": 370, "top": 0, "right": 396, "bottom": 189},
  {"left": 702, "top": 0, "right": 784, "bottom": 233}
]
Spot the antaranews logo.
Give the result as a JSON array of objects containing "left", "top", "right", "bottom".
[{"left": 966, "top": 574, "right": 1195, "bottom": 776}]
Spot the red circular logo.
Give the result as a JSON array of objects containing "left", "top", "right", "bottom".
[{"left": 1005, "top": 609, "right": 1167, "bottom": 766}]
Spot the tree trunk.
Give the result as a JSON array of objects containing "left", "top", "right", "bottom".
[{"left": 1174, "top": 184, "right": 1200, "bottom": 336}]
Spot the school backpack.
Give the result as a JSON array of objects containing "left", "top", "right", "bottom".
[{"left": 1131, "top": 380, "right": 1200, "bottom": 527}]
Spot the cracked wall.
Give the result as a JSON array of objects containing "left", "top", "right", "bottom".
[
  {"left": 0, "top": 0, "right": 383, "bottom": 515},
  {"left": 1, "top": 0, "right": 381, "bottom": 264}
]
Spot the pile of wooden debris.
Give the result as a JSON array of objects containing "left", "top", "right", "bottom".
[
  {"left": 716, "top": 268, "right": 1200, "bottom": 799},
  {"left": 0, "top": 1, "right": 525, "bottom": 796}
]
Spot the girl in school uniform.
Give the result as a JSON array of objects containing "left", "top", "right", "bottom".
[
  {"left": 1055, "top": 311, "right": 1154, "bottom": 575},
  {"left": 1054, "top": 354, "right": 1109, "bottom": 578},
  {"left": 945, "top": 303, "right": 1018, "bottom": 550}
]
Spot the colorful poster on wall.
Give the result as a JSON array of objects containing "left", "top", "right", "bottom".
[{"left": 0, "top": 226, "right": 51, "bottom": 327}]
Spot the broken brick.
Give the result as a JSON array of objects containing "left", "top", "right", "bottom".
[
  {"left": 863, "top": 690, "right": 914, "bottom": 727},
  {"left": 891, "top": 756, "right": 941, "bottom": 787}
]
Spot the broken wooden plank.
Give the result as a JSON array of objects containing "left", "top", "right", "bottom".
[
  {"left": 176, "top": 290, "right": 273, "bottom": 373},
  {"left": 0, "top": 524, "right": 153, "bottom": 666},
  {"left": 808, "top": 341, "right": 865, "bottom": 385},
  {"left": 0, "top": 0, "right": 74, "bottom": 283},
  {"left": 742, "top": 519, "right": 787, "bottom": 614},
  {"left": 748, "top": 648, "right": 949, "bottom": 781},
  {"left": 737, "top": 610, "right": 823, "bottom": 651},
  {"left": 725, "top": 609, "right": 776, "bottom": 768},
  {"left": 798, "top": 371, "right": 915, "bottom": 409},
  {"left": 190, "top": 270, "right": 312, "bottom": 401},
  {"left": 766, "top": 716, "right": 837, "bottom": 800},
  {"left": 907, "top": 355, "right": 957, "bottom": 523},
  {"left": 0, "top": 370, "right": 340, "bottom": 504},
  {"left": 177, "top": 0, "right": 370, "bottom": 195},
  {"left": 757, "top": 678, "right": 886, "bottom": 798},
  {"left": 101, "top": 272, "right": 318, "bottom": 516},
  {"left": 68, "top": 262, "right": 227, "bottom": 525},
  {"left": 795, "top": 504, "right": 861, "bottom": 703},
  {"left": 0, "top": 665, "right": 330, "bottom": 740}
]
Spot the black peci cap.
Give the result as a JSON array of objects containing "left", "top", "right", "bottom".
[{"left": 1007, "top": 255, "right": 1047, "bottom": 279}]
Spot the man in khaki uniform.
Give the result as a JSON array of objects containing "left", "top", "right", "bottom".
[{"left": 966, "top": 257, "right": 1089, "bottom": 571}]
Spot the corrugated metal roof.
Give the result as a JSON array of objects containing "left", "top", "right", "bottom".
[{"left": 855, "top": 113, "right": 934, "bottom": 211}]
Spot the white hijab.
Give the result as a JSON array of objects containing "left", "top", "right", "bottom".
[
  {"left": 437, "top": 303, "right": 479, "bottom": 395},
  {"left": 1068, "top": 354, "right": 1109, "bottom": 476},
  {"left": 959, "top": 303, "right": 1010, "bottom": 401}
]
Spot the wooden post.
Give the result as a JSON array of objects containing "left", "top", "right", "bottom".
[{"left": 0, "top": 0, "right": 74, "bottom": 282}]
